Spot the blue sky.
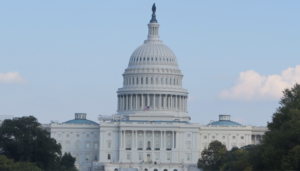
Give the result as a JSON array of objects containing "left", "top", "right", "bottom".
[{"left": 0, "top": 1, "right": 299, "bottom": 126}]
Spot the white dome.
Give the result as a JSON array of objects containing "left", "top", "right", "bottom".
[{"left": 129, "top": 43, "right": 178, "bottom": 66}]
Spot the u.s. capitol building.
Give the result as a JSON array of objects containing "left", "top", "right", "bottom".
[{"left": 43, "top": 5, "right": 267, "bottom": 171}]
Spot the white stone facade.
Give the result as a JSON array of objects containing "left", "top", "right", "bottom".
[{"left": 44, "top": 8, "right": 268, "bottom": 171}]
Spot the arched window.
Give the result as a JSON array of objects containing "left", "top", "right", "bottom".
[
  {"left": 146, "top": 77, "right": 148, "bottom": 84},
  {"left": 129, "top": 78, "right": 131, "bottom": 85},
  {"left": 167, "top": 58, "right": 168, "bottom": 61},
  {"left": 170, "top": 78, "right": 172, "bottom": 85},
  {"left": 173, "top": 78, "right": 175, "bottom": 85},
  {"left": 140, "top": 58, "right": 142, "bottom": 61},
  {"left": 141, "top": 77, "right": 144, "bottom": 85},
  {"left": 156, "top": 58, "right": 157, "bottom": 61},
  {"left": 151, "top": 58, "right": 153, "bottom": 61},
  {"left": 143, "top": 58, "right": 145, "bottom": 61},
  {"left": 151, "top": 77, "right": 153, "bottom": 84},
  {"left": 147, "top": 58, "right": 149, "bottom": 61}
]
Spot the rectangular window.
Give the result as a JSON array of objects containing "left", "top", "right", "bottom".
[
  {"left": 108, "top": 141, "right": 111, "bottom": 148},
  {"left": 187, "top": 143, "right": 191, "bottom": 149},
  {"left": 86, "top": 134, "right": 89, "bottom": 137},
  {"left": 204, "top": 136, "right": 207, "bottom": 139},
  {"left": 108, "top": 154, "right": 111, "bottom": 160},
  {"left": 127, "top": 154, "right": 130, "bottom": 160},
  {"left": 94, "top": 143, "right": 98, "bottom": 149},
  {"left": 212, "top": 136, "right": 215, "bottom": 139},
  {"left": 76, "top": 154, "right": 79, "bottom": 162},
  {"left": 167, "top": 154, "right": 170, "bottom": 160},
  {"left": 86, "top": 154, "right": 89, "bottom": 161},
  {"left": 139, "top": 154, "right": 142, "bottom": 160},
  {"left": 94, "top": 154, "right": 97, "bottom": 161},
  {"left": 187, "top": 154, "right": 190, "bottom": 161},
  {"left": 86, "top": 143, "right": 90, "bottom": 149},
  {"left": 233, "top": 136, "right": 236, "bottom": 139},
  {"left": 66, "top": 143, "right": 70, "bottom": 149},
  {"left": 155, "top": 153, "right": 159, "bottom": 160},
  {"left": 241, "top": 136, "right": 244, "bottom": 139}
]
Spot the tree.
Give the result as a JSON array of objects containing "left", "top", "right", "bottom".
[
  {"left": 60, "top": 152, "right": 77, "bottom": 171},
  {"left": 254, "top": 83, "right": 300, "bottom": 170},
  {"left": 0, "top": 116, "right": 62, "bottom": 170},
  {"left": 0, "top": 155, "right": 41, "bottom": 171},
  {"left": 198, "top": 141, "right": 227, "bottom": 170}
]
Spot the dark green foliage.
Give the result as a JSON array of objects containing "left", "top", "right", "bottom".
[
  {"left": 0, "top": 155, "right": 41, "bottom": 171},
  {"left": 197, "top": 141, "right": 227, "bottom": 170},
  {"left": 60, "top": 153, "right": 77, "bottom": 171},
  {"left": 0, "top": 116, "right": 62, "bottom": 170}
]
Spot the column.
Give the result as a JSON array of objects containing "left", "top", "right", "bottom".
[
  {"left": 135, "top": 131, "right": 138, "bottom": 149},
  {"left": 130, "top": 95, "right": 132, "bottom": 110},
  {"left": 170, "top": 95, "right": 173, "bottom": 110},
  {"left": 172, "top": 131, "right": 175, "bottom": 149},
  {"left": 152, "top": 131, "right": 154, "bottom": 149},
  {"left": 164, "top": 131, "right": 166, "bottom": 148},
  {"left": 135, "top": 94, "right": 138, "bottom": 110},
  {"left": 191, "top": 132, "right": 194, "bottom": 149},
  {"left": 186, "top": 96, "right": 188, "bottom": 111},
  {"left": 147, "top": 94, "right": 150, "bottom": 107},
  {"left": 178, "top": 96, "right": 181, "bottom": 111},
  {"left": 144, "top": 130, "right": 146, "bottom": 149},
  {"left": 160, "top": 131, "right": 162, "bottom": 149},
  {"left": 124, "top": 130, "right": 126, "bottom": 148},
  {"left": 141, "top": 94, "right": 144, "bottom": 109},
  {"left": 122, "top": 95, "right": 125, "bottom": 110},
  {"left": 175, "top": 95, "right": 178, "bottom": 110},
  {"left": 163, "top": 95, "right": 166, "bottom": 110},
  {"left": 131, "top": 130, "right": 134, "bottom": 149},
  {"left": 159, "top": 94, "right": 161, "bottom": 109},
  {"left": 126, "top": 95, "right": 128, "bottom": 110},
  {"left": 153, "top": 94, "right": 156, "bottom": 110},
  {"left": 119, "top": 130, "right": 122, "bottom": 149}
]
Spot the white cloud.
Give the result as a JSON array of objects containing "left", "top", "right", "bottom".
[
  {"left": 220, "top": 65, "right": 300, "bottom": 100},
  {"left": 0, "top": 71, "right": 27, "bottom": 84}
]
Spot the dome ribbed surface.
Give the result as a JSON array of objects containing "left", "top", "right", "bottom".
[
  {"left": 64, "top": 119, "right": 98, "bottom": 125},
  {"left": 129, "top": 43, "right": 178, "bottom": 66},
  {"left": 209, "top": 121, "right": 242, "bottom": 126}
]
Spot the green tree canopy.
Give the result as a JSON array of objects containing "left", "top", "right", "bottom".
[
  {"left": 60, "top": 153, "right": 77, "bottom": 171},
  {"left": 0, "top": 155, "right": 41, "bottom": 171},
  {"left": 256, "top": 83, "right": 300, "bottom": 170},
  {"left": 0, "top": 116, "right": 62, "bottom": 170},
  {"left": 197, "top": 141, "right": 227, "bottom": 170}
]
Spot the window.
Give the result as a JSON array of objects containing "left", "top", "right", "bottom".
[
  {"left": 241, "top": 136, "right": 244, "bottom": 139},
  {"left": 187, "top": 134, "right": 190, "bottom": 137},
  {"left": 204, "top": 136, "right": 207, "bottom": 139},
  {"left": 108, "top": 133, "right": 111, "bottom": 136},
  {"left": 187, "top": 142, "right": 191, "bottom": 149},
  {"left": 108, "top": 141, "right": 111, "bottom": 148},
  {"left": 146, "top": 77, "right": 148, "bottom": 84},
  {"left": 156, "top": 58, "right": 157, "bottom": 61},
  {"left": 167, "top": 154, "right": 170, "bottom": 160},
  {"left": 204, "top": 145, "right": 207, "bottom": 150},
  {"left": 58, "top": 133, "right": 61, "bottom": 138},
  {"left": 161, "top": 78, "right": 163, "bottom": 84},
  {"left": 137, "top": 78, "right": 139, "bottom": 85},
  {"left": 127, "top": 141, "right": 131, "bottom": 148},
  {"left": 76, "top": 141, "right": 80, "bottom": 149},
  {"left": 170, "top": 78, "right": 172, "bottom": 85},
  {"left": 87, "top": 134, "right": 89, "bottom": 138},
  {"left": 95, "top": 143, "right": 98, "bottom": 149},
  {"left": 141, "top": 78, "right": 143, "bottom": 84},
  {"left": 139, "top": 154, "right": 142, "bottom": 160},
  {"left": 212, "top": 136, "right": 215, "bottom": 139},
  {"left": 76, "top": 154, "right": 79, "bottom": 162},
  {"left": 147, "top": 57, "right": 149, "bottom": 61},
  {"left": 165, "top": 78, "right": 167, "bottom": 85},
  {"left": 233, "top": 136, "right": 236, "bottom": 139},
  {"left": 127, "top": 154, "right": 130, "bottom": 160},
  {"left": 108, "top": 154, "right": 111, "bottom": 160},
  {"left": 151, "top": 77, "right": 153, "bottom": 84},
  {"left": 94, "top": 154, "right": 97, "bottom": 161},
  {"left": 94, "top": 134, "right": 98, "bottom": 138},
  {"left": 151, "top": 57, "right": 153, "bottom": 61},
  {"left": 139, "top": 141, "right": 142, "bottom": 148},
  {"left": 167, "top": 142, "right": 171, "bottom": 148},
  {"left": 66, "top": 134, "right": 69, "bottom": 137},
  {"left": 156, "top": 141, "right": 159, "bottom": 148},
  {"left": 223, "top": 136, "right": 225, "bottom": 139},
  {"left": 156, "top": 77, "right": 158, "bottom": 84},
  {"left": 155, "top": 153, "right": 159, "bottom": 160},
  {"left": 86, "top": 154, "right": 89, "bottom": 161},
  {"left": 187, "top": 154, "right": 190, "bottom": 161},
  {"left": 143, "top": 58, "right": 145, "bottom": 61},
  {"left": 86, "top": 143, "right": 90, "bottom": 149},
  {"left": 66, "top": 142, "right": 70, "bottom": 149},
  {"left": 133, "top": 78, "right": 135, "bottom": 85},
  {"left": 223, "top": 142, "right": 226, "bottom": 146}
]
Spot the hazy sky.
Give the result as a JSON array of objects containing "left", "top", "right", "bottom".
[{"left": 1, "top": 1, "right": 299, "bottom": 126}]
